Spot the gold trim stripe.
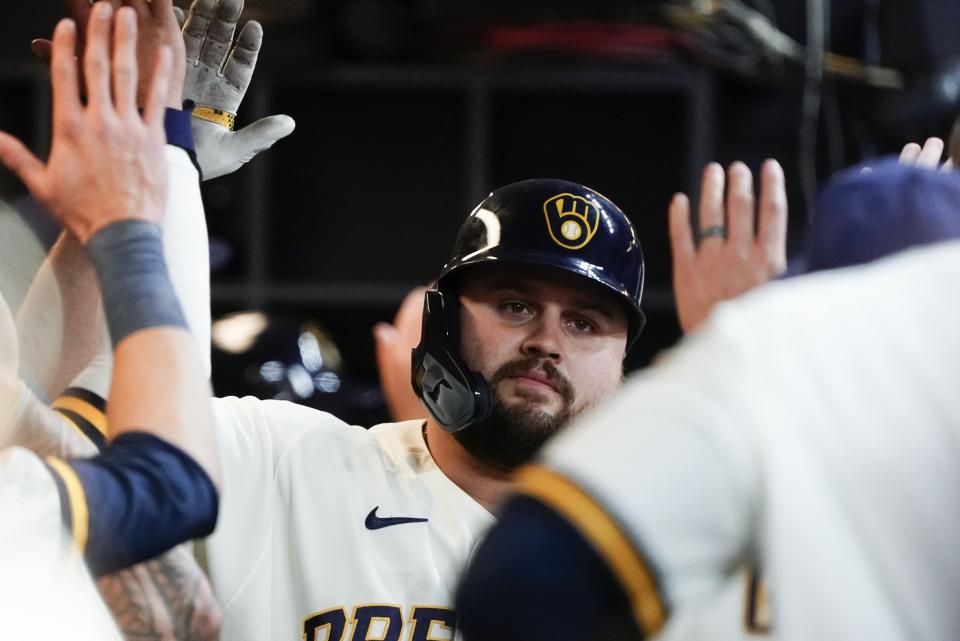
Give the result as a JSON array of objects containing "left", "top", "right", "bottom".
[
  {"left": 51, "top": 396, "right": 107, "bottom": 438},
  {"left": 45, "top": 456, "right": 90, "bottom": 554},
  {"left": 516, "top": 465, "right": 667, "bottom": 636},
  {"left": 192, "top": 105, "right": 236, "bottom": 131}
]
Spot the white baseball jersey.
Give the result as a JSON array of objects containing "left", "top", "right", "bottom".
[
  {"left": 0, "top": 447, "right": 121, "bottom": 641},
  {"left": 522, "top": 241, "right": 960, "bottom": 641},
  {"left": 206, "top": 397, "right": 495, "bottom": 641}
]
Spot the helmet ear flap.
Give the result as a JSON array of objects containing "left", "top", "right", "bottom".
[{"left": 411, "top": 289, "right": 492, "bottom": 433}]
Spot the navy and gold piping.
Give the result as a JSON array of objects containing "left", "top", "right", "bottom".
[
  {"left": 44, "top": 456, "right": 90, "bottom": 553},
  {"left": 52, "top": 388, "right": 108, "bottom": 451},
  {"left": 516, "top": 465, "right": 668, "bottom": 637}
]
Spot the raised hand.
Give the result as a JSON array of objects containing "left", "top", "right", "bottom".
[
  {"left": 899, "top": 137, "right": 952, "bottom": 170},
  {"left": 373, "top": 286, "right": 430, "bottom": 422},
  {"left": 1, "top": 5, "right": 172, "bottom": 244},
  {"left": 182, "top": 0, "right": 295, "bottom": 180},
  {"left": 669, "top": 160, "right": 788, "bottom": 333},
  {"left": 31, "top": 0, "right": 185, "bottom": 110}
]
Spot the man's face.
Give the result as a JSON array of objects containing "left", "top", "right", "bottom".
[{"left": 454, "top": 264, "right": 629, "bottom": 469}]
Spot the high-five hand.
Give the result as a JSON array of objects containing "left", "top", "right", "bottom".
[
  {"left": 31, "top": 0, "right": 185, "bottom": 110},
  {"left": 1, "top": 5, "right": 172, "bottom": 243},
  {"left": 182, "top": 0, "right": 295, "bottom": 180},
  {"left": 669, "top": 160, "right": 788, "bottom": 333}
]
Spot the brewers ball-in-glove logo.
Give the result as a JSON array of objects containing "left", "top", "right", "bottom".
[{"left": 543, "top": 193, "right": 601, "bottom": 250}]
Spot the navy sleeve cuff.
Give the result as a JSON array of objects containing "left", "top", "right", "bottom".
[
  {"left": 65, "top": 432, "right": 219, "bottom": 577},
  {"left": 165, "top": 102, "right": 202, "bottom": 178},
  {"left": 456, "top": 494, "right": 653, "bottom": 641}
]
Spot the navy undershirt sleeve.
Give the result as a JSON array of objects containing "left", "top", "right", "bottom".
[
  {"left": 68, "top": 432, "right": 218, "bottom": 577},
  {"left": 164, "top": 103, "right": 202, "bottom": 178}
]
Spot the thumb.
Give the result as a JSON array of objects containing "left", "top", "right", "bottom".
[
  {"left": 233, "top": 114, "right": 296, "bottom": 153},
  {"left": 373, "top": 322, "right": 398, "bottom": 355},
  {"left": 30, "top": 39, "right": 53, "bottom": 64},
  {"left": 0, "top": 132, "right": 46, "bottom": 199}
]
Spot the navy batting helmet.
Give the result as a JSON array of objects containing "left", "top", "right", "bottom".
[{"left": 411, "top": 179, "right": 646, "bottom": 433}]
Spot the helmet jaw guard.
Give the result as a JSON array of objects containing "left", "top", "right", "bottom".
[
  {"left": 411, "top": 178, "right": 646, "bottom": 433},
  {"left": 411, "top": 289, "right": 492, "bottom": 433}
]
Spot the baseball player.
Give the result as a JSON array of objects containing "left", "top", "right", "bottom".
[
  {"left": 0, "top": 7, "right": 220, "bottom": 638},
  {"left": 455, "top": 162, "right": 960, "bottom": 641},
  {"left": 6, "top": 1, "right": 296, "bottom": 639},
  {"left": 12, "top": 4, "right": 787, "bottom": 641}
]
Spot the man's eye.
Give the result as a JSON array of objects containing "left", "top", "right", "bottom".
[
  {"left": 501, "top": 302, "right": 530, "bottom": 315},
  {"left": 568, "top": 318, "right": 596, "bottom": 333}
]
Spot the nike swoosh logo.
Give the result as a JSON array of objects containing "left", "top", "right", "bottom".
[{"left": 365, "top": 506, "right": 429, "bottom": 530}]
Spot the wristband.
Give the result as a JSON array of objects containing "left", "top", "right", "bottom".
[
  {"left": 86, "top": 220, "right": 188, "bottom": 346},
  {"left": 191, "top": 104, "right": 236, "bottom": 131}
]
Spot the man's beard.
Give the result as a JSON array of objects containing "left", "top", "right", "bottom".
[{"left": 453, "top": 356, "right": 578, "bottom": 470}]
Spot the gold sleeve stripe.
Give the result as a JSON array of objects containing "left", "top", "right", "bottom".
[
  {"left": 45, "top": 456, "right": 90, "bottom": 553},
  {"left": 51, "top": 396, "right": 107, "bottom": 439},
  {"left": 516, "top": 465, "right": 667, "bottom": 636}
]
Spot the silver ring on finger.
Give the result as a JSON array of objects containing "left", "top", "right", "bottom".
[{"left": 699, "top": 225, "right": 727, "bottom": 241}]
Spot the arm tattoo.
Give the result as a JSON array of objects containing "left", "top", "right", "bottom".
[
  {"left": 16, "top": 399, "right": 222, "bottom": 641},
  {"left": 97, "top": 545, "right": 221, "bottom": 641}
]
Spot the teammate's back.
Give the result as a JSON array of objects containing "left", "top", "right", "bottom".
[{"left": 458, "top": 239, "right": 960, "bottom": 641}]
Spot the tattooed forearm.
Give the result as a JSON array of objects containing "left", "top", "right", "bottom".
[{"left": 97, "top": 545, "right": 221, "bottom": 641}]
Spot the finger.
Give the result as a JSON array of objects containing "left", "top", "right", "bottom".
[
  {"left": 201, "top": 0, "right": 244, "bottom": 70},
  {"left": 725, "top": 162, "right": 755, "bottom": 248},
  {"left": 83, "top": 1, "right": 114, "bottom": 112},
  {"left": 373, "top": 322, "right": 398, "bottom": 363},
  {"left": 899, "top": 142, "right": 921, "bottom": 164},
  {"left": 183, "top": 0, "right": 218, "bottom": 63},
  {"left": 121, "top": 0, "right": 150, "bottom": 14},
  {"left": 64, "top": 0, "right": 95, "bottom": 61},
  {"left": 144, "top": 46, "right": 173, "bottom": 128},
  {"left": 234, "top": 114, "right": 296, "bottom": 148},
  {"left": 50, "top": 19, "right": 82, "bottom": 133},
  {"left": 30, "top": 39, "right": 53, "bottom": 64},
  {"left": 697, "top": 162, "right": 725, "bottom": 240},
  {"left": 65, "top": 0, "right": 94, "bottom": 22},
  {"left": 173, "top": 6, "right": 186, "bottom": 27},
  {"left": 916, "top": 137, "right": 945, "bottom": 168},
  {"left": 942, "top": 157, "right": 954, "bottom": 171},
  {"left": 112, "top": 8, "right": 139, "bottom": 116},
  {"left": 148, "top": 0, "right": 175, "bottom": 20},
  {"left": 222, "top": 20, "right": 262, "bottom": 89},
  {"left": 756, "top": 159, "right": 788, "bottom": 272},
  {"left": 0, "top": 132, "right": 46, "bottom": 198},
  {"left": 668, "top": 193, "right": 696, "bottom": 272}
]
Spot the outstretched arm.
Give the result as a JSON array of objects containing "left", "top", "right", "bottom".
[
  {"left": 2, "top": 0, "right": 221, "bottom": 578},
  {"left": 9, "top": 3, "right": 219, "bottom": 640}
]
